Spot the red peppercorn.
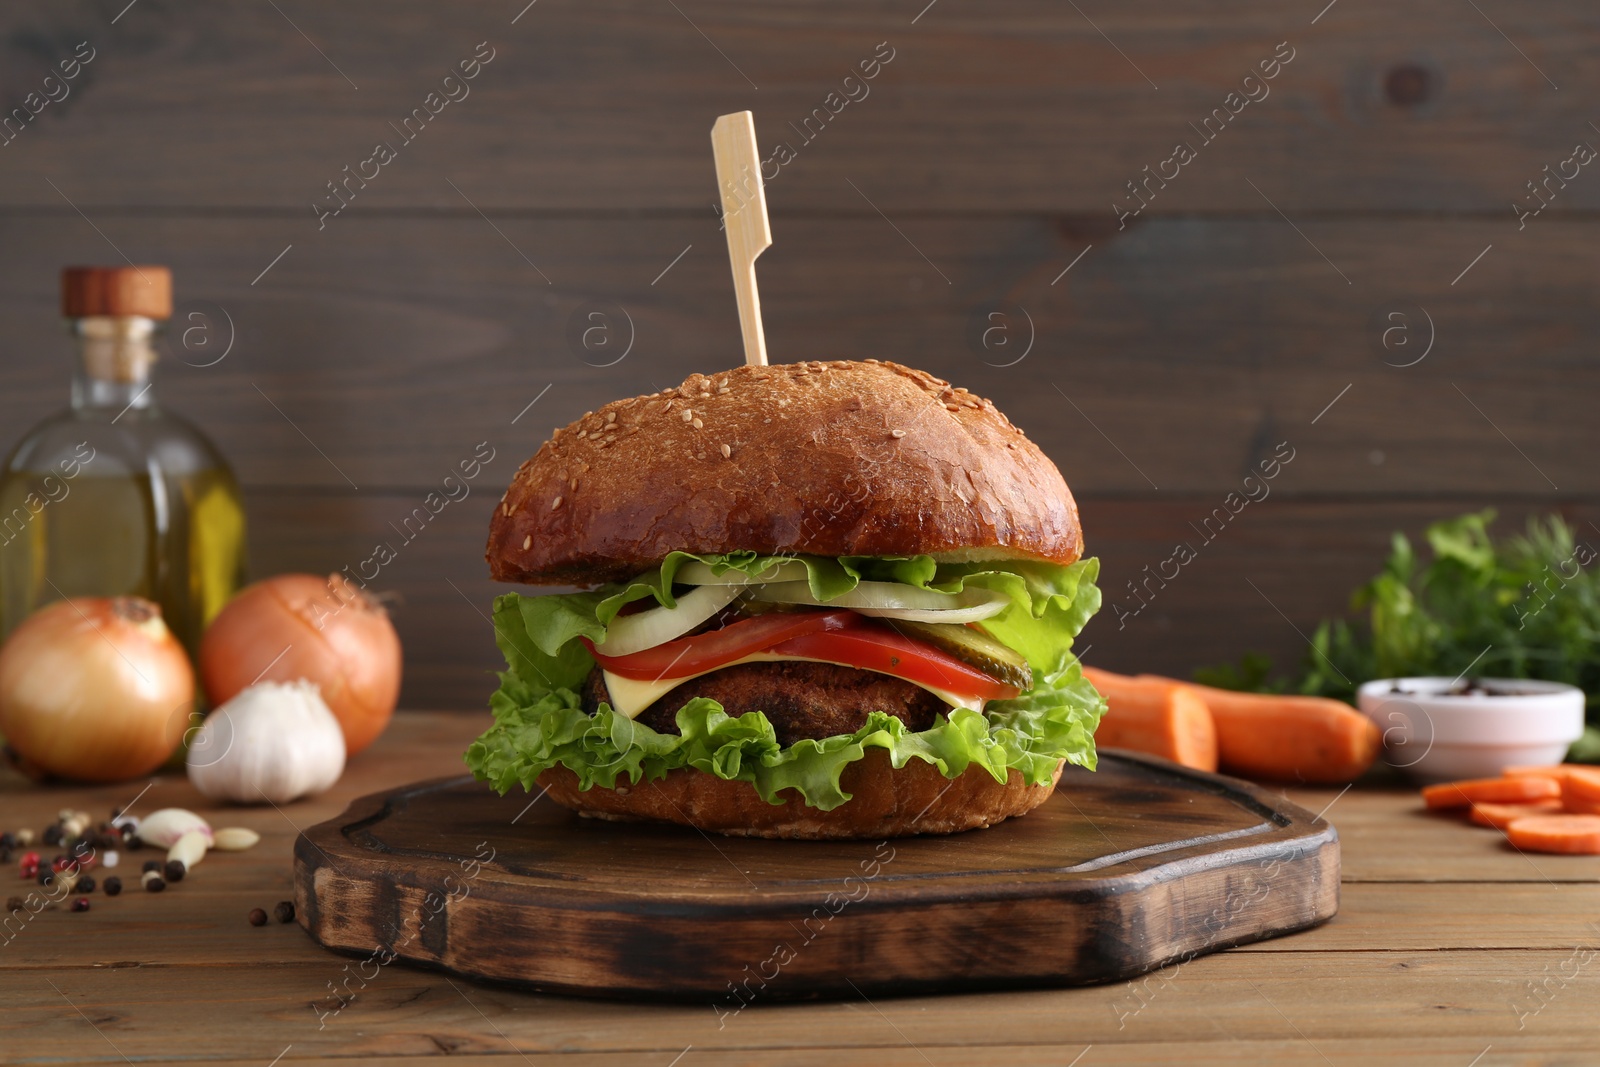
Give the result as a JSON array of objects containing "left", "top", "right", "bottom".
[
  {"left": 70, "top": 897, "right": 90, "bottom": 913},
  {"left": 248, "top": 908, "right": 268, "bottom": 926}
]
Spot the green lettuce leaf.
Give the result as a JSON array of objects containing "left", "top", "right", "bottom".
[{"left": 464, "top": 553, "right": 1105, "bottom": 811}]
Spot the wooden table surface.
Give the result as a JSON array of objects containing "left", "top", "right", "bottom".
[{"left": 4, "top": 711, "right": 1598, "bottom": 1067}]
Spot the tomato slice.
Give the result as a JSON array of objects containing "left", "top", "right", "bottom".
[
  {"left": 769, "top": 624, "right": 1022, "bottom": 702},
  {"left": 584, "top": 610, "right": 854, "bottom": 680}
]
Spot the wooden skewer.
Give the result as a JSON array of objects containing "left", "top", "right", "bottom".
[{"left": 711, "top": 111, "right": 772, "bottom": 367}]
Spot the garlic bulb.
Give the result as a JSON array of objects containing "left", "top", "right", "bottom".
[{"left": 187, "top": 681, "right": 346, "bottom": 804}]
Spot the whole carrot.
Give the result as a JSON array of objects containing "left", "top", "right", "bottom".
[
  {"left": 1142, "top": 676, "right": 1381, "bottom": 784},
  {"left": 1082, "top": 667, "right": 1217, "bottom": 772}
]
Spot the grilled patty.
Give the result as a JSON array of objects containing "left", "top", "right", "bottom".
[{"left": 580, "top": 660, "right": 947, "bottom": 746}]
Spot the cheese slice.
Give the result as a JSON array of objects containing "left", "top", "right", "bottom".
[{"left": 601, "top": 651, "right": 987, "bottom": 721}]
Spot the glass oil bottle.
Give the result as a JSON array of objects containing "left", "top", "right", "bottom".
[{"left": 0, "top": 266, "right": 247, "bottom": 660}]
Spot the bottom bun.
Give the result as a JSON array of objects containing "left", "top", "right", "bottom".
[{"left": 536, "top": 749, "right": 1064, "bottom": 839}]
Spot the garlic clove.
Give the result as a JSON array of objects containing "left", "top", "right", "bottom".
[
  {"left": 212, "top": 827, "right": 261, "bottom": 851},
  {"left": 186, "top": 680, "right": 346, "bottom": 805},
  {"left": 138, "top": 808, "right": 213, "bottom": 848},
  {"left": 168, "top": 830, "right": 208, "bottom": 871}
]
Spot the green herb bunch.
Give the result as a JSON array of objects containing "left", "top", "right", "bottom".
[{"left": 1198, "top": 510, "right": 1600, "bottom": 759}]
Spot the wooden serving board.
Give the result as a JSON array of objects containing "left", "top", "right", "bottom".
[{"left": 293, "top": 752, "right": 1338, "bottom": 1000}]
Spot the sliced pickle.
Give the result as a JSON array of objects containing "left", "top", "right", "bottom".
[{"left": 888, "top": 620, "right": 1033, "bottom": 692}]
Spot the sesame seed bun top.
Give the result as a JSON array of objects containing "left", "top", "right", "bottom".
[{"left": 486, "top": 359, "right": 1083, "bottom": 586}]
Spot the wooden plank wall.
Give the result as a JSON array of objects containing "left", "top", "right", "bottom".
[{"left": 1, "top": 1, "right": 1595, "bottom": 707}]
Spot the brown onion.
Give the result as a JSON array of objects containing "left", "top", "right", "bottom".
[
  {"left": 0, "top": 597, "right": 193, "bottom": 781},
  {"left": 199, "top": 574, "right": 401, "bottom": 756}
]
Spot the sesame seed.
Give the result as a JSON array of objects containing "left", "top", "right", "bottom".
[
  {"left": 551, "top": 496, "right": 562, "bottom": 510},
  {"left": 501, "top": 501, "right": 510, "bottom": 515},
  {"left": 946, "top": 404, "right": 960, "bottom": 412},
  {"left": 692, "top": 418, "right": 703, "bottom": 429},
  {"left": 606, "top": 412, "right": 617, "bottom": 423},
  {"left": 569, "top": 478, "right": 578, "bottom": 490},
  {"left": 891, "top": 429, "right": 907, "bottom": 439},
  {"left": 664, "top": 400, "right": 674, "bottom": 411},
  {"left": 763, "top": 418, "right": 771, "bottom": 424},
  {"left": 522, "top": 535, "right": 532, "bottom": 550},
  {"left": 583, "top": 411, "right": 593, "bottom": 419},
  {"left": 720, "top": 443, "right": 731, "bottom": 458},
  {"left": 627, "top": 426, "right": 640, "bottom": 435},
  {"left": 682, "top": 409, "right": 694, "bottom": 422},
  {"left": 777, "top": 399, "right": 790, "bottom": 408}
]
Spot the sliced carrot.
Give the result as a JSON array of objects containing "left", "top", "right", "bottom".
[
  {"left": 1469, "top": 799, "right": 1564, "bottom": 829},
  {"left": 1422, "top": 776, "right": 1562, "bottom": 810},
  {"left": 1083, "top": 667, "right": 1218, "bottom": 772},
  {"left": 1559, "top": 767, "right": 1600, "bottom": 805},
  {"left": 1147, "top": 677, "right": 1381, "bottom": 784},
  {"left": 1503, "top": 764, "right": 1577, "bottom": 784},
  {"left": 1561, "top": 778, "right": 1600, "bottom": 814},
  {"left": 1504, "top": 814, "right": 1600, "bottom": 855}
]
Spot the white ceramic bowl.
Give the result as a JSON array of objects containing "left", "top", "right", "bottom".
[{"left": 1356, "top": 677, "right": 1586, "bottom": 783}]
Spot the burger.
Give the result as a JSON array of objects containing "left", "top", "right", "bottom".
[{"left": 464, "top": 359, "right": 1105, "bottom": 838}]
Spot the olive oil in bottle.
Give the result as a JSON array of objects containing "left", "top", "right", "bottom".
[{"left": 0, "top": 266, "right": 246, "bottom": 659}]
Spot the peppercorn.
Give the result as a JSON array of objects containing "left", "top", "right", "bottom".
[
  {"left": 141, "top": 871, "right": 164, "bottom": 892},
  {"left": 125, "top": 834, "right": 144, "bottom": 851},
  {"left": 37, "top": 869, "right": 54, "bottom": 886},
  {"left": 248, "top": 908, "right": 268, "bottom": 926},
  {"left": 14, "top": 829, "right": 34, "bottom": 847},
  {"left": 5, "top": 895, "right": 23, "bottom": 913},
  {"left": 77, "top": 877, "right": 96, "bottom": 893},
  {"left": 70, "top": 897, "right": 90, "bottom": 913},
  {"left": 51, "top": 856, "right": 73, "bottom": 874},
  {"left": 0, "top": 831, "right": 15, "bottom": 850},
  {"left": 102, "top": 876, "right": 122, "bottom": 896},
  {"left": 0, "top": 849, "right": 10, "bottom": 866},
  {"left": 273, "top": 901, "right": 295, "bottom": 924},
  {"left": 142, "top": 860, "right": 161, "bottom": 874},
  {"left": 42, "top": 825, "right": 62, "bottom": 845},
  {"left": 163, "top": 859, "right": 185, "bottom": 883}
]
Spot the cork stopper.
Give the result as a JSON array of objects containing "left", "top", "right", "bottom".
[{"left": 62, "top": 266, "right": 172, "bottom": 319}]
